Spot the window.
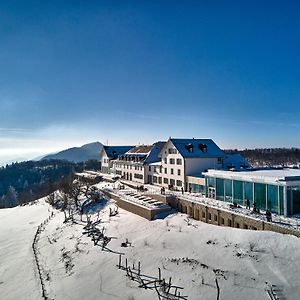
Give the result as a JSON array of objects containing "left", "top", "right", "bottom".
[
  {"left": 170, "top": 179, "right": 175, "bottom": 185},
  {"left": 214, "top": 215, "right": 218, "bottom": 222},
  {"left": 164, "top": 158, "right": 167, "bottom": 164},
  {"left": 171, "top": 168, "right": 174, "bottom": 175},
  {"left": 217, "top": 157, "right": 223, "bottom": 164},
  {"left": 199, "top": 143, "right": 207, "bottom": 152},
  {"left": 149, "top": 166, "right": 151, "bottom": 171},
  {"left": 164, "top": 168, "right": 167, "bottom": 174},
  {"left": 168, "top": 148, "right": 177, "bottom": 154},
  {"left": 164, "top": 178, "right": 168, "bottom": 184},
  {"left": 134, "top": 173, "right": 143, "bottom": 179},
  {"left": 177, "top": 169, "right": 181, "bottom": 176},
  {"left": 176, "top": 158, "right": 182, "bottom": 165},
  {"left": 170, "top": 158, "right": 175, "bottom": 164},
  {"left": 176, "top": 180, "right": 182, "bottom": 187},
  {"left": 208, "top": 213, "right": 212, "bottom": 220}
]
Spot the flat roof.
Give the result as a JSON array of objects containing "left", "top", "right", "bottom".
[{"left": 204, "top": 168, "right": 300, "bottom": 185}]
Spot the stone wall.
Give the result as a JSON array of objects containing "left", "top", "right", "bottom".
[{"left": 176, "top": 197, "right": 300, "bottom": 238}]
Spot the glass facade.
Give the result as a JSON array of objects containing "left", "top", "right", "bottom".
[
  {"left": 233, "top": 180, "right": 243, "bottom": 205},
  {"left": 287, "top": 186, "right": 300, "bottom": 214},
  {"left": 216, "top": 178, "right": 224, "bottom": 201},
  {"left": 279, "top": 186, "right": 284, "bottom": 215},
  {"left": 244, "top": 182, "right": 253, "bottom": 206},
  {"left": 189, "top": 183, "right": 205, "bottom": 193},
  {"left": 267, "top": 185, "right": 278, "bottom": 213},
  {"left": 254, "top": 183, "right": 266, "bottom": 210},
  {"left": 205, "top": 176, "right": 289, "bottom": 215},
  {"left": 224, "top": 179, "right": 232, "bottom": 202}
]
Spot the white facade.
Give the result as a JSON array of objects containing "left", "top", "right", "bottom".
[
  {"left": 158, "top": 138, "right": 225, "bottom": 191},
  {"left": 100, "top": 146, "right": 134, "bottom": 174},
  {"left": 100, "top": 151, "right": 110, "bottom": 174},
  {"left": 159, "top": 141, "right": 185, "bottom": 189}
]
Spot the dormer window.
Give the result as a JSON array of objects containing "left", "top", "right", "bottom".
[
  {"left": 199, "top": 143, "right": 207, "bottom": 153},
  {"left": 185, "top": 143, "right": 193, "bottom": 153}
]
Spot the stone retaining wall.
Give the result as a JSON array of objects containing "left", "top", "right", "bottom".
[
  {"left": 176, "top": 197, "right": 300, "bottom": 238},
  {"left": 102, "top": 190, "right": 170, "bottom": 221}
]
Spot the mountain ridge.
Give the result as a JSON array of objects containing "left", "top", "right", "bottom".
[{"left": 41, "top": 141, "right": 103, "bottom": 162}]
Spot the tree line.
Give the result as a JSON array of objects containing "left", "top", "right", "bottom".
[
  {"left": 225, "top": 148, "right": 300, "bottom": 167},
  {"left": 0, "top": 159, "right": 100, "bottom": 208}
]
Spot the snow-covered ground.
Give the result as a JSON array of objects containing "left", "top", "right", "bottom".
[
  {"left": 0, "top": 199, "right": 53, "bottom": 300},
  {"left": 1, "top": 196, "right": 300, "bottom": 300}
]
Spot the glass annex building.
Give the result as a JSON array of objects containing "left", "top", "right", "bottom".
[{"left": 204, "top": 169, "right": 300, "bottom": 216}]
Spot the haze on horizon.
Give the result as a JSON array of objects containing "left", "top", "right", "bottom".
[{"left": 0, "top": 1, "right": 299, "bottom": 164}]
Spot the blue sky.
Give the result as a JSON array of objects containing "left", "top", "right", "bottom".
[{"left": 0, "top": 1, "right": 299, "bottom": 163}]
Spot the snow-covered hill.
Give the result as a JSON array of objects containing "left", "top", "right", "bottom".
[
  {"left": 1, "top": 192, "right": 300, "bottom": 300},
  {"left": 41, "top": 142, "right": 103, "bottom": 162}
]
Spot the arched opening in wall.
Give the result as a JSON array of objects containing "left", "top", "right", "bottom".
[{"left": 194, "top": 209, "right": 199, "bottom": 220}]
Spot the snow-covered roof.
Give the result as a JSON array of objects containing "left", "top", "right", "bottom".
[
  {"left": 119, "top": 142, "right": 166, "bottom": 165},
  {"left": 204, "top": 168, "right": 300, "bottom": 185},
  {"left": 149, "top": 161, "right": 162, "bottom": 166},
  {"left": 102, "top": 146, "right": 134, "bottom": 159},
  {"left": 170, "top": 138, "right": 225, "bottom": 158}
]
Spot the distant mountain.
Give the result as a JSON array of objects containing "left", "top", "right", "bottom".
[{"left": 42, "top": 142, "right": 103, "bottom": 163}]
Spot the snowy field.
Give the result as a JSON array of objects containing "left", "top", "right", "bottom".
[{"left": 1, "top": 197, "right": 300, "bottom": 300}]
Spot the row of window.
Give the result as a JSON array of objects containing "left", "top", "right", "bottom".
[
  {"left": 148, "top": 175, "right": 182, "bottom": 187},
  {"left": 163, "top": 158, "right": 182, "bottom": 165},
  {"left": 115, "top": 164, "right": 143, "bottom": 171},
  {"left": 149, "top": 166, "right": 162, "bottom": 173},
  {"left": 168, "top": 148, "right": 177, "bottom": 154},
  {"left": 148, "top": 166, "right": 182, "bottom": 176},
  {"left": 134, "top": 173, "right": 143, "bottom": 179},
  {"left": 164, "top": 168, "right": 181, "bottom": 176}
]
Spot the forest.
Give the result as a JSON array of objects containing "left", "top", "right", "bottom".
[
  {"left": 225, "top": 148, "right": 300, "bottom": 167},
  {"left": 0, "top": 159, "right": 100, "bottom": 208}
]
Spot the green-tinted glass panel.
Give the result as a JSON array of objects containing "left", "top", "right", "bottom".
[
  {"left": 244, "top": 182, "right": 253, "bottom": 206},
  {"left": 189, "top": 183, "right": 205, "bottom": 193},
  {"left": 207, "top": 177, "right": 215, "bottom": 188},
  {"left": 233, "top": 180, "right": 243, "bottom": 205},
  {"left": 216, "top": 178, "right": 224, "bottom": 201},
  {"left": 205, "top": 177, "right": 208, "bottom": 197},
  {"left": 279, "top": 186, "right": 284, "bottom": 215},
  {"left": 225, "top": 179, "right": 232, "bottom": 202},
  {"left": 287, "top": 187, "right": 292, "bottom": 215},
  {"left": 254, "top": 183, "right": 266, "bottom": 210},
  {"left": 289, "top": 186, "right": 300, "bottom": 214},
  {"left": 267, "top": 185, "right": 279, "bottom": 214}
]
